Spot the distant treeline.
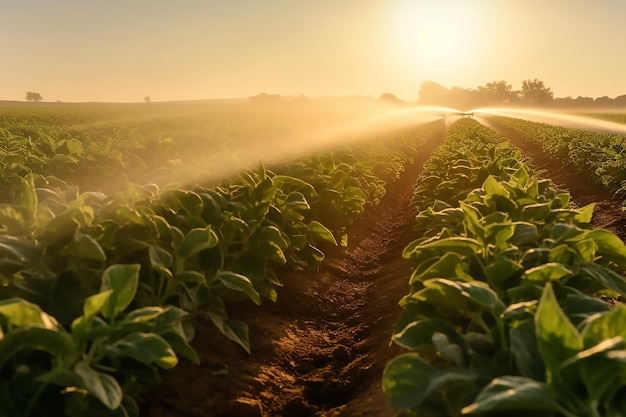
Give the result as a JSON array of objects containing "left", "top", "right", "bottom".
[{"left": 381, "top": 79, "right": 626, "bottom": 109}]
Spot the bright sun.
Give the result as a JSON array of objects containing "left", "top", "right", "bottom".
[{"left": 390, "top": 1, "right": 481, "bottom": 76}]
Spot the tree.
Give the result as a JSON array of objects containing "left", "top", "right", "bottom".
[
  {"left": 379, "top": 93, "right": 404, "bottom": 105},
  {"left": 478, "top": 80, "right": 518, "bottom": 105},
  {"left": 25, "top": 91, "right": 43, "bottom": 102},
  {"left": 144, "top": 96, "right": 151, "bottom": 103},
  {"left": 418, "top": 81, "right": 449, "bottom": 106},
  {"left": 520, "top": 79, "right": 553, "bottom": 105}
]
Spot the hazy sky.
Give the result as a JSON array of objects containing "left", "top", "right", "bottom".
[{"left": 2, "top": 0, "right": 625, "bottom": 102}]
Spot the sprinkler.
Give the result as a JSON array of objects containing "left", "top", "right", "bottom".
[{"left": 458, "top": 112, "right": 475, "bottom": 118}]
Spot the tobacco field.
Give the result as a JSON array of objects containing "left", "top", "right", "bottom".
[{"left": 2, "top": 101, "right": 626, "bottom": 417}]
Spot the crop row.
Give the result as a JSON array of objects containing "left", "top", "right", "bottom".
[
  {"left": 486, "top": 116, "right": 626, "bottom": 203},
  {"left": 0, "top": 111, "right": 443, "bottom": 417},
  {"left": 383, "top": 118, "right": 626, "bottom": 417},
  {"left": 584, "top": 113, "right": 626, "bottom": 126}
]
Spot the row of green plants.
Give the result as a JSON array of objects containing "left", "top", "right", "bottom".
[
  {"left": 486, "top": 115, "right": 626, "bottom": 204},
  {"left": 0, "top": 114, "right": 444, "bottom": 416},
  {"left": 0, "top": 100, "right": 409, "bottom": 193},
  {"left": 383, "top": 118, "right": 626, "bottom": 417},
  {"left": 584, "top": 113, "right": 626, "bottom": 126}
]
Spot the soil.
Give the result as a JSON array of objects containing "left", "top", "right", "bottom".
[{"left": 140, "top": 118, "right": 626, "bottom": 417}]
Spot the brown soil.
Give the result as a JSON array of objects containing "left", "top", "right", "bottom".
[
  {"left": 140, "top": 135, "right": 443, "bottom": 417},
  {"left": 141, "top": 118, "right": 626, "bottom": 417}
]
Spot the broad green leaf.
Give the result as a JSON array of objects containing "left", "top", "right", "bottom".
[
  {"left": 82, "top": 290, "right": 113, "bottom": 319},
  {"left": 307, "top": 221, "right": 337, "bottom": 245},
  {"left": 520, "top": 203, "right": 551, "bottom": 221},
  {"left": 123, "top": 306, "right": 165, "bottom": 323},
  {"left": 383, "top": 353, "right": 476, "bottom": 410},
  {"left": 432, "top": 332, "right": 464, "bottom": 366},
  {"left": 0, "top": 327, "right": 76, "bottom": 369},
  {"left": 257, "top": 226, "right": 289, "bottom": 249},
  {"left": 522, "top": 262, "right": 572, "bottom": 283},
  {"left": 484, "top": 258, "right": 523, "bottom": 290},
  {"left": 510, "top": 320, "right": 544, "bottom": 380},
  {"left": 575, "top": 203, "right": 595, "bottom": 224},
  {"left": 100, "top": 264, "right": 140, "bottom": 319},
  {"left": 177, "top": 226, "right": 219, "bottom": 260},
  {"left": 404, "top": 237, "right": 482, "bottom": 259},
  {"left": 107, "top": 332, "right": 178, "bottom": 369},
  {"left": 509, "top": 222, "right": 539, "bottom": 246},
  {"left": 587, "top": 229, "right": 626, "bottom": 267},
  {"left": 74, "top": 360, "right": 123, "bottom": 410},
  {"left": 19, "top": 176, "right": 37, "bottom": 219},
  {"left": 149, "top": 245, "right": 173, "bottom": 268},
  {"left": 0, "top": 298, "right": 58, "bottom": 329},
  {"left": 217, "top": 271, "right": 261, "bottom": 305},
  {"left": 208, "top": 296, "right": 251, "bottom": 353},
  {"left": 535, "top": 283, "right": 582, "bottom": 385},
  {"left": 580, "top": 305, "right": 626, "bottom": 348},
  {"left": 285, "top": 191, "right": 310, "bottom": 210},
  {"left": 392, "top": 319, "right": 465, "bottom": 352},
  {"left": 424, "top": 278, "right": 504, "bottom": 313},
  {"left": 410, "top": 252, "right": 472, "bottom": 284},
  {"left": 579, "top": 262, "right": 626, "bottom": 296},
  {"left": 560, "top": 337, "right": 626, "bottom": 406},
  {"left": 460, "top": 201, "right": 484, "bottom": 241},
  {"left": 272, "top": 175, "right": 317, "bottom": 197},
  {"left": 573, "top": 238, "right": 597, "bottom": 263},
  {"left": 69, "top": 233, "right": 106, "bottom": 261},
  {"left": 461, "top": 376, "right": 559, "bottom": 414},
  {"left": 259, "top": 240, "right": 286, "bottom": 264},
  {"left": 483, "top": 176, "right": 509, "bottom": 196}
]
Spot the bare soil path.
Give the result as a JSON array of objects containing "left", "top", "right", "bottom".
[{"left": 141, "top": 135, "right": 443, "bottom": 417}]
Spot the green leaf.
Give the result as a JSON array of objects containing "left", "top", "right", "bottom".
[
  {"left": 432, "top": 332, "right": 464, "bottom": 366},
  {"left": 580, "top": 305, "right": 626, "bottom": 348},
  {"left": 69, "top": 233, "right": 106, "bottom": 261},
  {"left": 177, "top": 226, "right": 219, "bottom": 260},
  {"left": 383, "top": 353, "right": 476, "bottom": 410},
  {"left": 520, "top": 203, "right": 551, "bottom": 221},
  {"left": 404, "top": 237, "right": 482, "bottom": 259},
  {"left": 587, "top": 229, "right": 626, "bottom": 267},
  {"left": 419, "top": 278, "right": 504, "bottom": 316},
  {"left": 410, "top": 252, "right": 472, "bottom": 284},
  {"left": 575, "top": 203, "right": 595, "bottom": 224},
  {"left": 522, "top": 262, "right": 572, "bottom": 283},
  {"left": 307, "top": 221, "right": 337, "bottom": 245},
  {"left": 0, "top": 327, "right": 76, "bottom": 369},
  {"left": 74, "top": 360, "right": 123, "bottom": 410},
  {"left": 461, "top": 376, "right": 559, "bottom": 414},
  {"left": 483, "top": 176, "right": 509, "bottom": 196},
  {"left": 0, "top": 297, "right": 58, "bottom": 329},
  {"left": 100, "top": 264, "right": 140, "bottom": 319},
  {"left": 106, "top": 332, "right": 178, "bottom": 369},
  {"left": 510, "top": 320, "right": 544, "bottom": 380},
  {"left": 208, "top": 296, "right": 251, "bottom": 353},
  {"left": 535, "top": 283, "right": 582, "bottom": 385},
  {"left": 285, "top": 191, "right": 310, "bottom": 210},
  {"left": 149, "top": 245, "right": 173, "bottom": 268},
  {"left": 579, "top": 262, "right": 626, "bottom": 296},
  {"left": 393, "top": 318, "right": 465, "bottom": 352},
  {"left": 217, "top": 271, "right": 261, "bottom": 305}
]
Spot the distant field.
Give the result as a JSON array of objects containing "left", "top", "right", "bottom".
[
  {"left": 580, "top": 112, "right": 626, "bottom": 125},
  {"left": 0, "top": 98, "right": 417, "bottom": 192}
]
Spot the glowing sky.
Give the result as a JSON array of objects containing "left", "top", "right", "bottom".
[{"left": 2, "top": 0, "right": 625, "bottom": 102}]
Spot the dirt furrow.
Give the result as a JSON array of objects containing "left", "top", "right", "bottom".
[{"left": 142, "top": 134, "right": 442, "bottom": 417}]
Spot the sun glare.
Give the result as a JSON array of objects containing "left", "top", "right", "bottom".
[{"left": 390, "top": 1, "right": 482, "bottom": 77}]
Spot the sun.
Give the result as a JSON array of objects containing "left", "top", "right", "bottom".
[{"left": 390, "top": 1, "right": 482, "bottom": 76}]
